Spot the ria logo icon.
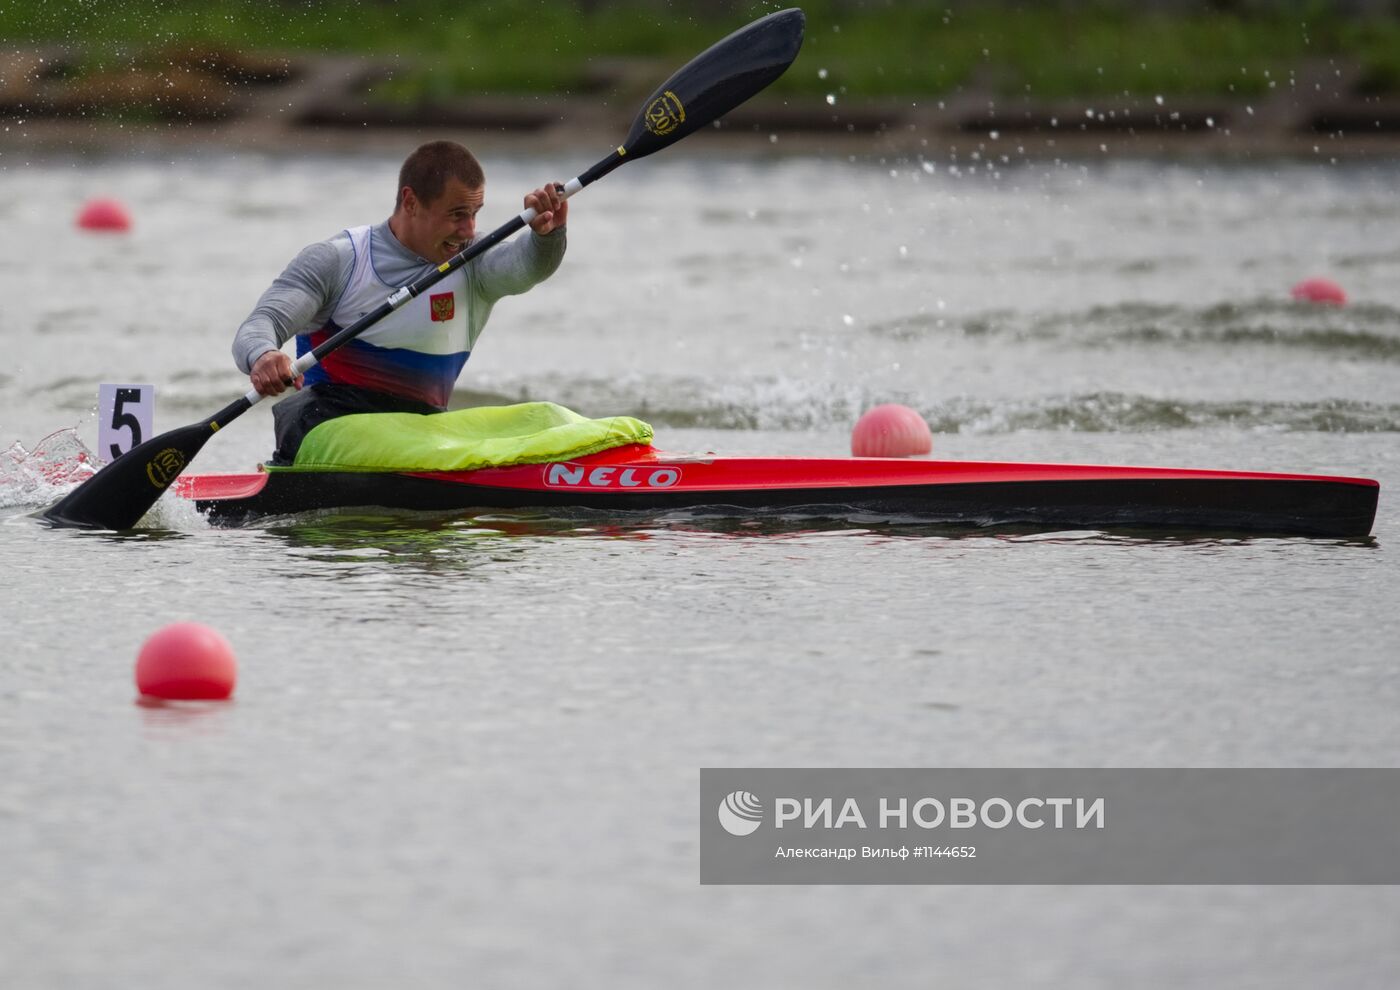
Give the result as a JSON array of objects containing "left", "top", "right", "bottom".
[{"left": 717, "top": 790, "right": 764, "bottom": 836}]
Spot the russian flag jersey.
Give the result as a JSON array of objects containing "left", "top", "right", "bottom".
[
  {"left": 298, "top": 225, "right": 473, "bottom": 409},
  {"left": 236, "top": 218, "right": 564, "bottom": 410}
]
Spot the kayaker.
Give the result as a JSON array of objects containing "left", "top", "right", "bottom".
[{"left": 232, "top": 139, "right": 568, "bottom": 463}]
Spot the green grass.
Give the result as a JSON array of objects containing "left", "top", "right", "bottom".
[{"left": 5, "top": 0, "right": 1400, "bottom": 101}]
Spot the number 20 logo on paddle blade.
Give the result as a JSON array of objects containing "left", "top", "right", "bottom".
[
  {"left": 643, "top": 91, "right": 685, "bottom": 137},
  {"left": 146, "top": 448, "right": 187, "bottom": 489}
]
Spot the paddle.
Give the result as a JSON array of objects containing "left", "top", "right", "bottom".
[{"left": 43, "top": 8, "right": 805, "bottom": 530}]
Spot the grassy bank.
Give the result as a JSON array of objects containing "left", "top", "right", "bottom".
[{"left": 6, "top": 0, "right": 1400, "bottom": 101}]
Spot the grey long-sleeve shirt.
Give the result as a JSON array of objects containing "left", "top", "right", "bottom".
[{"left": 232, "top": 220, "right": 565, "bottom": 374}]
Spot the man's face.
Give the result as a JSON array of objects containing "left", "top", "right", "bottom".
[{"left": 399, "top": 177, "right": 484, "bottom": 264}]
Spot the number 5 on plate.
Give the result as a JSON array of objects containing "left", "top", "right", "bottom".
[{"left": 98, "top": 383, "right": 154, "bottom": 463}]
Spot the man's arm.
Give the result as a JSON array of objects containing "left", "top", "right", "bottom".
[
  {"left": 233, "top": 240, "right": 348, "bottom": 394},
  {"left": 469, "top": 184, "right": 568, "bottom": 303},
  {"left": 471, "top": 226, "right": 567, "bottom": 303}
]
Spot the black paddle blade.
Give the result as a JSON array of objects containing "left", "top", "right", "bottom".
[
  {"left": 621, "top": 7, "right": 805, "bottom": 160},
  {"left": 42, "top": 420, "right": 216, "bottom": 529}
]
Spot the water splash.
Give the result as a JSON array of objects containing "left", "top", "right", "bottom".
[
  {"left": 1, "top": 429, "right": 209, "bottom": 530},
  {"left": 0, "top": 429, "right": 99, "bottom": 508},
  {"left": 142, "top": 486, "right": 211, "bottom": 532}
]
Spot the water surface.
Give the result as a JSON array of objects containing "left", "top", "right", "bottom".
[{"left": 2, "top": 151, "right": 1398, "bottom": 988}]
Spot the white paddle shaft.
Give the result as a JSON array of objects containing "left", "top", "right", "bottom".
[{"left": 517, "top": 177, "right": 582, "bottom": 226}]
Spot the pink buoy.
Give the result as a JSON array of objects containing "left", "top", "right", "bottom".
[
  {"left": 851, "top": 403, "right": 933, "bottom": 458},
  {"left": 76, "top": 198, "right": 132, "bottom": 232},
  {"left": 135, "top": 622, "right": 238, "bottom": 700},
  {"left": 1290, "top": 277, "right": 1346, "bottom": 306}
]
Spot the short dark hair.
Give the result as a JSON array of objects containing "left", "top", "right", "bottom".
[{"left": 396, "top": 141, "right": 484, "bottom": 209}]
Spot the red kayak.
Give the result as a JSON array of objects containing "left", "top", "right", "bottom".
[{"left": 174, "top": 444, "right": 1379, "bottom": 537}]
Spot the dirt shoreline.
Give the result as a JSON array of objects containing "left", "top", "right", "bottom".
[{"left": 5, "top": 50, "right": 1400, "bottom": 163}]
